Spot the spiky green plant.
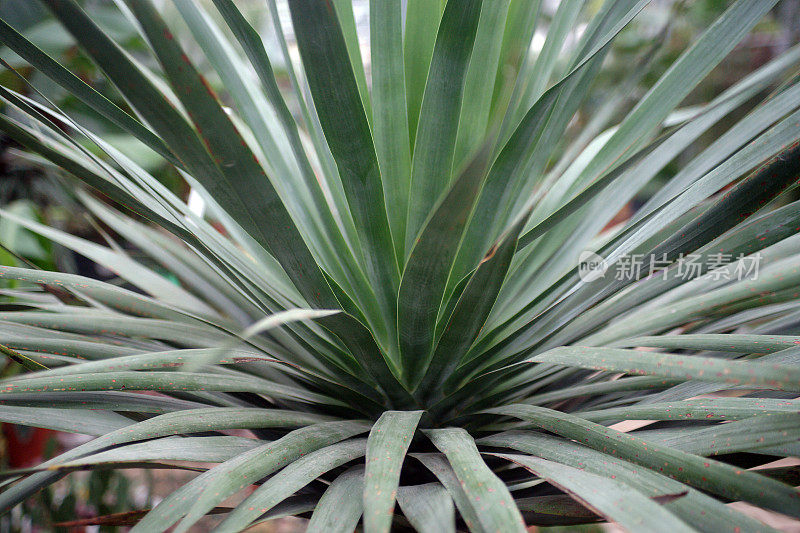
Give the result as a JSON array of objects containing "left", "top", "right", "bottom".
[{"left": 1, "top": 0, "right": 799, "bottom": 530}]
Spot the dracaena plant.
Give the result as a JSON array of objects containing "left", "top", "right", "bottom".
[{"left": 0, "top": 0, "right": 799, "bottom": 530}]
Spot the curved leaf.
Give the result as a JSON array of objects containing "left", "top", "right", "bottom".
[
  {"left": 307, "top": 466, "right": 365, "bottom": 533},
  {"left": 396, "top": 482, "right": 455, "bottom": 533},
  {"left": 216, "top": 438, "right": 368, "bottom": 532},
  {"left": 425, "top": 428, "right": 526, "bottom": 533},
  {"left": 495, "top": 453, "right": 695, "bottom": 532},
  {"left": 530, "top": 346, "right": 800, "bottom": 392},
  {"left": 487, "top": 404, "right": 800, "bottom": 518},
  {"left": 363, "top": 410, "right": 422, "bottom": 533}
]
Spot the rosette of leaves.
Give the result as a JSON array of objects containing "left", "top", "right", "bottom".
[{"left": 0, "top": 0, "right": 799, "bottom": 531}]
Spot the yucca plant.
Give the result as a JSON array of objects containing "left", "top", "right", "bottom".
[{"left": 0, "top": 0, "right": 799, "bottom": 530}]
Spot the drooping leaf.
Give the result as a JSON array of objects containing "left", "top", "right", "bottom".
[
  {"left": 396, "top": 483, "right": 455, "bottom": 533},
  {"left": 363, "top": 410, "right": 423, "bottom": 533},
  {"left": 307, "top": 466, "right": 365, "bottom": 533},
  {"left": 487, "top": 404, "right": 800, "bottom": 518},
  {"left": 134, "top": 420, "right": 368, "bottom": 532},
  {"left": 426, "top": 428, "right": 526, "bottom": 533},
  {"left": 495, "top": 454, "right": 694, "bottom": 532},
  {"left": 528, "top": 345, "right": 800, "bottom": 392},
  {"left": 216, "top": 438, "right": 369, "bottom": 532}
]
